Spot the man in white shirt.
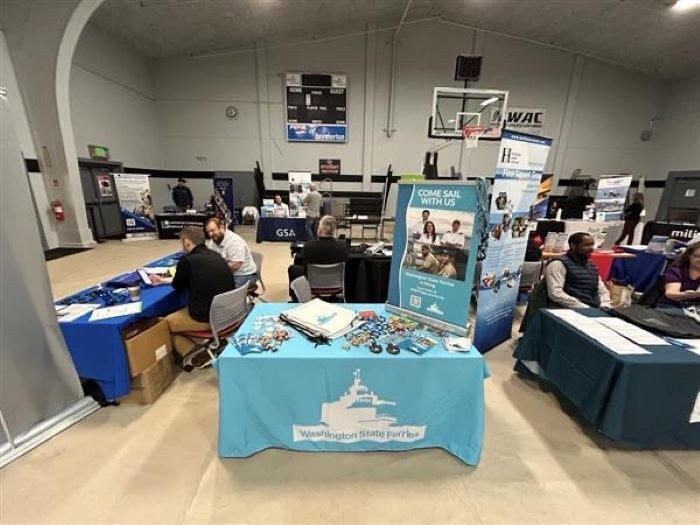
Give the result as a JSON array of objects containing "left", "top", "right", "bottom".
[
  {"left": 411, "top": 210, "right": 430, "bottom": 239},
  {"left": 204, "top": 217, "right": 258, "bottom": 289},
  {"left": 272, "top": 194, "right": 289, "bottom": 218},
  {"left": 441, "top": 220, "right": 465, "bottom": 249}
]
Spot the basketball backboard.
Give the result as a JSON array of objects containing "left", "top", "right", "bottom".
[{"left": 429, "top": 88, "right": 509, "bottom": 141}]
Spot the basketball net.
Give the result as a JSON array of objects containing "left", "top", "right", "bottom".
[{"left": 461, "top": 125, "right": 488, "bottom": 149}]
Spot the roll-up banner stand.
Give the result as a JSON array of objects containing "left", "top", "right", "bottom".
[
  {"left": 473, "top": 130, "right": 553, "bottom": 352},
  {"left": 112, "top": 173, "right": 157, "bottom": 240},
  {"left": 213, "top": 175, "right": 235, "bottom": 226},
  {"left": 594, "top": 175, "right": 633, "bottom": 221},
  {"left": 386, "top": 180, "right": 489, "bottom": 336}
]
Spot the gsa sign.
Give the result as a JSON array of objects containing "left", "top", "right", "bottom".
[{"left": 276, "top": 228, "right": 296, "bottom": 238}]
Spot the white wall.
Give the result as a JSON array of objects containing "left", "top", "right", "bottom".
[
  {"left": 67, "top": 18, "right": 672, "bottom": 210},
  {"left": 70, "top": 23, "right": 163, "bottom": 168}
]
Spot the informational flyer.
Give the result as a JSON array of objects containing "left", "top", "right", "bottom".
[
  {"left": 594, "top": 176, "right": 632, "bottom": 220},
  {"left": 112, "top": 173, "right": 156, "bottom": 239},
  {"left": 386, "top": 181, "right": 486, "bottom": 335},
  {"left": 474, "top": 130, "right": 553, "bottom": 352}
]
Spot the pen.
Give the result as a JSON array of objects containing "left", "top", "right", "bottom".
[{"left": 663, "top": 337, "right": 691, "bottom": 349}]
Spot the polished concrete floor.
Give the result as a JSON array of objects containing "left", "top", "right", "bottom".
[{"left": 2, "top": 226, "right": 698, "bottom": 524}]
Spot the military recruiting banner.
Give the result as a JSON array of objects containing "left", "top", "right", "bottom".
[
  {"left": 594, "top": 175, "right": 632, "bottom": 221},
  {"left": 474, "top": 130, "right": 552, "bottom": 352},
  {"left": 112, "top": 173, "right": 156, "bottom": 239},
  {"left": 386, "top": 181, "right": 487, "bottom": 335},
  {"left": 213, "top": 175, "right": 235, "bottom": 226}
]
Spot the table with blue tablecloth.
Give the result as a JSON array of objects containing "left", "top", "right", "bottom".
[
  {"left": 514, "top": 309, "right": 700, "bottom": 447},
  {"left": 256, "top": 217, "right": 308, "bottom": 242},
  {"left": 57, "top": 253, "right": 187, "bottom": 400},
  {"left": 609, "top": 246, "right": 670, "bottom": 291},
  {"left": 217, "top": 303, "right": 489, "bottom": 465}
]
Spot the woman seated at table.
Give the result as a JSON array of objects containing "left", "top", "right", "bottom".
[{"left": 661, "top": 242, "right": 700, "bottom": 309}]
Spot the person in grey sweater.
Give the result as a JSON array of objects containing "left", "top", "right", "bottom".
[{"left": 302, "top": 183, "right": 323, "bottom": 240}]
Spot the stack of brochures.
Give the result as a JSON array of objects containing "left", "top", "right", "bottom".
[{"left": 280, "top": 299, "right": 358, "bottom": 340}]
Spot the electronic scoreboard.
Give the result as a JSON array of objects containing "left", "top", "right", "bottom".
[{"left": 285, "top": 72, "right": 347, "bottom": 143}]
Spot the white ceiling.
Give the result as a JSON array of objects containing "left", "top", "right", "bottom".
[{"left": 90, "top": 0, "right": 700, "bottom": 79}]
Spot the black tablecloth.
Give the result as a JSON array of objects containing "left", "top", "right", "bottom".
[
  {"left": 154, "top": 213, "right": 214, "bottom": 239},
  {"left": 514, "top": 309, "right": 700, "bottom": 447},
  {"left": 293, "top": 251, "right": 391, "bottom": 303}
]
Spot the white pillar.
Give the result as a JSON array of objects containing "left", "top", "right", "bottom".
[{"left": 2, "top": 0, "right": 106, "bottom": 247}]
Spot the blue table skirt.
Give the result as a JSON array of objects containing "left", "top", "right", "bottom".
[
  {"left": 58, "top": 253, "right": 188, "bottom": 400},
  {"left": 514, "top": 309, "right": 700, "bottom": 447},
  {"left": 217, "top": 303, "right": 489, "bottom": 465},
  {"left": 609, "top": 247, "right": 668, "bottom": 292},
  {"left": 256, "top": 217, "right": 308, "bottom": 242}
]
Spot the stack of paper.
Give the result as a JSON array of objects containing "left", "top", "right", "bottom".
[
  {"left": 280, "top": 299, "right": 358, "bottom": 339},
  {"left": 56, "top": 303, "right": 100, "bottom": 323},
  {"left": 593, "top": 317, "right": 669, "bottom": 346},
  {"left": 547, "top": 310, "right": 651, "bottom": 355},
  {"left": 89, "top": 302, "right": 142, "bottom": 321}
]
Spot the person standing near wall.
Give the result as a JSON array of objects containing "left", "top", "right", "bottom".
[
  {"left": 172, "top": 177, "right": 194, "bottom": 212},
  {"left": 303, "top": 183, "right": 322, "bottom": 240},
  {"left": 615, "top": 193, "right": 644, "bottom": 245}
]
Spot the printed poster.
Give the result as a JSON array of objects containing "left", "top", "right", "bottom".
[
  {"left": 594, "top": 176, "right": 632, "bottom": 221},
  {"left": 213, "top": 176, "right": 235, "bottom": 226},
  {"left": 474, "top": 130, "right": 553, "bottom": 352},
  {"left": 96, "top": 174, "right": 113, "bottom": 198},
  {"left": 529, "top": 173, "right": 553, "bottom": 220},
  {"left": 386, "top": 181, "right": 487, "bottom": 335},
  {"left": 112, "top": 173, "right": 156, "bottom": 239},
  {"left": 288, "top": 171, "right": 311, "bottom": 217}
]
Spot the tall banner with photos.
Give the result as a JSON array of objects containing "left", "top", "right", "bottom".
[
  {"left": 112, "top": 173, "right": 157, "bottom": 239},
  {"left": 594, "top": 175, "right": 632, "bottom": 221},
  {"left": 288, "top": 171, "right": 312, "bottom": 217},
  {"left": 213, "top": 175, "right": 235, "bottom": 226},
  {"left": 386, "top": 181, "right": 488, "bottom": 335},
  {"left": 474, "top": 130, "right": 553, "bottom": 351}
]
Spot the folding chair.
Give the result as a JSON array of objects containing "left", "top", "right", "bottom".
[
  {"left": 180, "top": 284, "right": 249, "bottom": 371},
  {"left": 290, "top": 276, "right": 314, "bottom": 303},
  {"left": 518, "top": 261, "right": 544, "bottom": 292},
  {"left": 306, "top": 262, "right": 346, "bottom": 302}
]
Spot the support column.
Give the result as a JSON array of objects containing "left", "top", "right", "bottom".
[
  {"left": 362, "top": 23, "right": 377, "bottom": 192},
  {"left": 254, "top": 42, "right": 274, "bottom": 190},
  {"left": 2, "top": 0, "right": 105, "bottom": 247}
]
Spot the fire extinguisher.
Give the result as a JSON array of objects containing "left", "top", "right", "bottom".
[{"left": 51, "top": 200, "right": 65, "bottom": 221}]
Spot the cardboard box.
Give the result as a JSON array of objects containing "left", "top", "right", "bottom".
[
  {"left": 123, "top": 317, "right": 172, "bottom": 377},
  {"left": 120, "top": 353, "right": 175, "bottom": 404}
]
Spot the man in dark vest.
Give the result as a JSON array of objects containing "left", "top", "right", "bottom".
[{"left": 545, "top": 232, "right": 611, "bottom": 308}]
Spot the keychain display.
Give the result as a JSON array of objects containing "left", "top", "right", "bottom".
[
  {"left": 56, "top": 285, "right": 129, "bottom": 307},
  {"left": 235, "top": 315, "right": 290, "bottom": 356}
]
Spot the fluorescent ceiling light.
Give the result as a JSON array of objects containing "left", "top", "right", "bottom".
[
  {"left": 672, "top": 0, "right": 700, "bottom": 12},
  {"left": 0, "top": 87, "right": 7, "bottom": 100},
  {"left": 480, "top": 97, "right": 499, "bottom": 107}
]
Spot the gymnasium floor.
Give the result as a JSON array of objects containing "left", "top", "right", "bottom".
[{"left": 1, "top": 225, "right": 698, "bottom": 524}]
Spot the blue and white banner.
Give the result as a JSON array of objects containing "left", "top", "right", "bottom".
[
  {"left": 112, "top": 173, "right": 156, "bottom": 239},
  {"left": 287, "top": 124, "right": 347, "bottom": 143},
  {"left": 213, "top": 176, "right": 235, "bottom": 226},
  {"left": 387, "top": 181, "right": 486, "bottom": 335},
  {"left": 474, "top": 130, "right": 552, "bottom": 351},
  {"left": 594, "top": 175, "right": 632, "bottom": 221}
]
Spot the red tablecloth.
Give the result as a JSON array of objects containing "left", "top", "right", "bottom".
[{"left": 590, "top": 252, "right": 614, "bottom": 280}]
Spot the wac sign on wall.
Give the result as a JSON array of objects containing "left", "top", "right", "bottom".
[{"left": 504, "top": 108, "right": 546, "bottom": 135}]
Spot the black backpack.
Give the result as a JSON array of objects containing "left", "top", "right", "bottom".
[{"left": 519, "top": 277, "right": 558, "bottom": 333}]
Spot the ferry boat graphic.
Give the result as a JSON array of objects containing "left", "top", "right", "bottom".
[{"left": 292, "top": 369, "right": 426, "bottom": 443}]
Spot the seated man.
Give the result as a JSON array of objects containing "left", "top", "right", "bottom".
[
  {"left": 418, "top": 245, "right": 440, "bottom": 273},
  {"left": 437, "top": 250, "right": 457, "bottom": 279},
  {"left": 441, "top": 220, "right": 465, "bottom": 249},
  {"left": 545, "top": 232, "right": 611, "bottom": 308},
  {"left": 288, "top": 215, "right": 348, "bottom": 300},
  {"left": 152, "top": 226, "right": 236, "bottom": 357},
  {"left": 272, "top": 194, "right": 289, "bottom": 218},
  {"left": 204, "top": 217, "right": 257, "bottom": 289}
]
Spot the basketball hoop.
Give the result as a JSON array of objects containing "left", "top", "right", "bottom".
[{"left": 461, "top": 125, "right": 488, "bottom": 149}]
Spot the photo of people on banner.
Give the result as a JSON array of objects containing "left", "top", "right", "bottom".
[
  {"left": 401, "top": 208, "right": 472, "bottom": 282},
  {"left": 288, "top": 172, "right": 311, "bottom": 217}
]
